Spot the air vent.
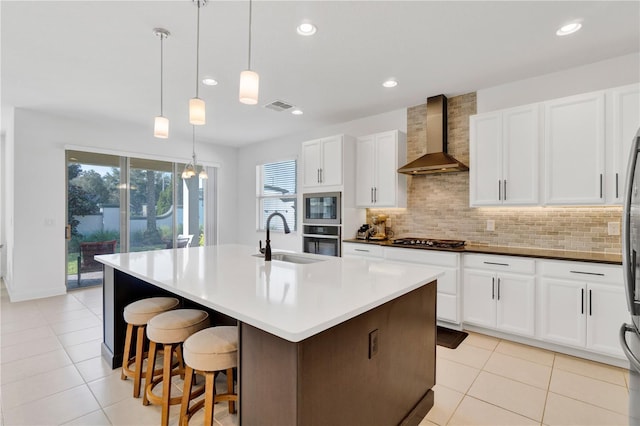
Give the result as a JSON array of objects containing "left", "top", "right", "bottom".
[{"left": 264, "top": 100, "right": 294, "bottom": 112}]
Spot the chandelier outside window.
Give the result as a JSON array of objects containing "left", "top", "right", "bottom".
[
  {"left": 182, "top": 127, "right": 208, "bottom": 179},
  {"left": 239, "top": 0, "right": 259, "bottom": 105},
  {"left": 189, "top": 0, "right": 206, "bottom": 125},
  {"left": 153, "top": 28, "right": 170, "bottom": 138}
]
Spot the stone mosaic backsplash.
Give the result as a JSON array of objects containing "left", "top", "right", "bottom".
[{"left": 367, "top": 92, "right": 622, "bottom": 254}]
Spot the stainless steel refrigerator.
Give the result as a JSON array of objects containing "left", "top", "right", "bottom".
[{"left": 621, "top": 127, "right": 640, "bottom": 424}]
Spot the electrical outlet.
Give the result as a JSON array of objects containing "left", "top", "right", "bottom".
[
  {"left": 608, "top": 222, "right": 621, "bottom": 236},
  {"left": 486, "top": 220, "right": 495, "bottom": 232},
  {"left": 368, "top": 329, "right": 379, "bottom": 359}
]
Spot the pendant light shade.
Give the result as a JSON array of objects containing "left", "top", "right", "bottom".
[
  {"left": 189, "top": 97, "right": 206, "bottom": 125},
  {"left": 153, "top": 28, "right": 170, "bottom": 138},
  {"left": 239, "top": 70, "right": 259, "bottom": 105},
  {"left": 239, "top": 0, "right": 259, "bottom": 105},
  {"left": 199, "top": 166, "right": 208, "bottom": 179},
  {"left": 154, "top": 115, "right": 169, "bottom": 138}
]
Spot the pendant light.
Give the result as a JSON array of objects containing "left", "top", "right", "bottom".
[
  {"left": 239, "top": 0, "right": 259, "bottom": 105},
  {"left": 182, "top": 127, "right": 208, "bottom": 179},
  {"left": 153, "top": 28, "right": 170, "bottom": 138},
  {"left": 189, "top": 0, "right": 206, "bottom": 125}
]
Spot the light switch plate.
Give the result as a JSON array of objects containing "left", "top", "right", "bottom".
[
  {"left": 608, "top": 222, "right": 620, "bottom": 236},
  {"left": 486, "top": 220, "right": 495, "bottom": 232},
  {"left": 369, "top": 329, "right": 379, "bottom": 359}
]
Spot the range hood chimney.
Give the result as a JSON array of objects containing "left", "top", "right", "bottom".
[{"left": 397, "top": 95, "right": 469, "bottom": 175}]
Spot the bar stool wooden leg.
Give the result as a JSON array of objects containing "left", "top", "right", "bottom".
[
  {"left": 120, "top": 323, "right": 134, "bottom": 380},
  {"left": 133, "top": 325, "right": 145, "bottom": 397},
  {"left": 161, "top": 343, "right": 175, "bottom": 426},
  {"left": 179, "top": 365, "right": 194, "bottom": 424},
  {"left": 204, "top": 371, "right": 215, "bottom": 425},
  {"left": 226, "top": 368, "right": 236, "bottom": 414},
  {"left": 143, "top": 340, "right": 157, "bottom": 406}
]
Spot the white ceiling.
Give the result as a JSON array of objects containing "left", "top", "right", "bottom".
[{"left": 2, "top": 1, "right": 639, "bottom": 147}]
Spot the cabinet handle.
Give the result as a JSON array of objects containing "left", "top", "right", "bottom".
[
  {"left": 374, "top": 187, "right": 377, "bottom": 203},
  {"left": 581, "top": 288, "right": 585, "bottom": 315},
  {"left": 589, "top": 289, "right": 593, "bottom": 316},
  {"left": 616, "top": 173, "right": 619, "bottom": 199},
  {"left": 497, "top": 278, "right": 501, "bottom": 300},
  {"left": 484, "top": 261, "right": 509, "bottom": 266},
  {"left": 498, "top": 180, "right": 502, "bottom": 201},
  {"left": 492, "top": 277, "right": 495, "bottom": 300},
  {"left": 354, "top": 249, "right": 369, "bottom": 252},
  {"left": 570, "top": 270, "right": 605, "bottom": 277},
  {"left": 371, "top": 188, "right": 374, "bottom": 203},
  {"left": 317, "top": 169, "right": 320, "bottom": 183},
  {"left": 503, "top": 180, "right": 507, "bottom": 201},
  {"left": 600, "top": 174, "right": 603, "bottom": 198},
  {"left": 320, "top": 168, "right": 323, "bottom": 183}
]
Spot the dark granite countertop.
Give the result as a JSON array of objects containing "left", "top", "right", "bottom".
[{"left": 342, "top": 239, "right": 622, "bottom": 265}]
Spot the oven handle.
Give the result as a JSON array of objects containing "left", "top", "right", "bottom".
[{"left": 302, "top": 234, "right": 340, "bottom": 240}]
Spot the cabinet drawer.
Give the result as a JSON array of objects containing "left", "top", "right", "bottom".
[
  {"left": 342, "top": 243, "right": 384, "bottom": 258},
  {"left": 384, "top": 247, "right": 459, "bottom": 267},
  {"left": 539, "top": 260, "right": 622, "bottom": 284},
  {"left": 464, "top": 254, "right": 535, "bottom": 274}
]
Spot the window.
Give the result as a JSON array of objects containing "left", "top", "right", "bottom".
[{"left": 257, "top": 159, "right": 297, "bottom": 231}]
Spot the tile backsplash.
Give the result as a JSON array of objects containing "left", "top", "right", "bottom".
[{"left": 368, "top": 92, "right": 622, "bottom": 254}]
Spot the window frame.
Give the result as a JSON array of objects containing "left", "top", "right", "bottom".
[{"left": 256, "top": 159, "right": 298, "bottom": 232}]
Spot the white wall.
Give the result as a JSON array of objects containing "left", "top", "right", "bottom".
[
  {"left": 5, "top": 108, "right": 237, "bottom": 301},
  {"left": 477, "top": 53, "right": 640, "bottom": 113},
  {"left": 235, "top": 108, "right": 407, "bottom": 251}
]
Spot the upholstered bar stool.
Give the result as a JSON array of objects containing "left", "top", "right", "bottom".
[
  {"left": 179, "top": 326, "right": 238, "bottom": 426},
  {"left": 143, "top": 309, "right": 210, "bottom": 426},
  {"left": 121, "top": 297, "right": 180, "bottom": 397}
]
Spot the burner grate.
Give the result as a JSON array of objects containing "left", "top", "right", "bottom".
[{"left": 392, "top": 238, "right": 465, "bottom": 249}]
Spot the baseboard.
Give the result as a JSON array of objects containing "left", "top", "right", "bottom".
[{"left": 5, "top": 283, "right": 67, "bottom": 302}]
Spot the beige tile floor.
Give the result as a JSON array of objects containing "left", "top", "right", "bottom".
[{"left": 0, "top": 285, "right": 632, "bottom": 426}]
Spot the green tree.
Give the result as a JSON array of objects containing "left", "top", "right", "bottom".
[{"left": 67, "top": 164, "right": 99, "bottom": 238}]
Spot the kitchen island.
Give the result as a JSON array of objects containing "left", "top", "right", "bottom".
[{"left": 96, "top": 244, "right": 442, "bottom": 426}]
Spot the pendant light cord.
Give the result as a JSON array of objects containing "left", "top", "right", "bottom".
[
  {"left": 247, "top": 0, "right": 252, "bottom": 70},
  {"left": 195, "top": 1, "right": 201, "bottom": 98},
  {"left": 160, "top": 33, "right": 164, "bottom": 116}
]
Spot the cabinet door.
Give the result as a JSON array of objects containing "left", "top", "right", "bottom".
[
  {"left": 544, "top": 92, "right": 605, "bottom": 205},
  {"left": 463, "top": 270, "right": 496, "bottom": 328},
  {"left": 586, "top": 283, "right": 627, "bottom": 357},
  {"left": 373, "top": 131, "right": 398, "bottom": 206},
  {"left": 470, "top": 113, "right": 502, "bottom": 206},
  {"left": 611, "top": 84, "right": 640, "bottom": 204},
  {"left": 320, "top": 136, "right": 343, "bottom": 186},
  {"left": 502, "top": 105, "right": 539, "bottom": 205},
  {"left": 302, "top": 140, "right": 322, "bottom": 187},
  {"left": 539, "top": 278, "right": 586, "bottom": 348},
  {"left": 355, "top": 135, "right": 376, "bottom": 207},
  {"left": 495, "top": 273, "right": 535, "bottom": 336}
]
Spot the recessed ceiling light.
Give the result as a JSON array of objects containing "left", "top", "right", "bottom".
[
  {"left": 297, "top": 21, "right": 317, "bottom": 36},
  {"left": 202, "top": 77, "right": 218, "bottom": 86},
  {"left": 291, "top": 109, "right": 304, "bottom": 115},
  {"left": 382, "top": 79, "right": 398, "bottom": 88},
  {"left": 556, "top": 22, "right": 582, "bottom": 36}
]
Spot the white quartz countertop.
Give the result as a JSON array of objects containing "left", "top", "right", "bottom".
[{"left": 96, "top": 244, "right": 443, "bottom": 342}]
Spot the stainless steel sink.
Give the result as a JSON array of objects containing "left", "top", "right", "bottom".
[{"left": 252, "top": 253, "right": 325, "bottom": 264}]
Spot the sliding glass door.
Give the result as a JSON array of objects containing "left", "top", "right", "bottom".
[{"left": 66, "top": 150, "right": 213, "bottom": 289}]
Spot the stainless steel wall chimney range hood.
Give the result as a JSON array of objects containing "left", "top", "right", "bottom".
[{"left": 397, "top": 95, "right": 469, "bottom": 175}]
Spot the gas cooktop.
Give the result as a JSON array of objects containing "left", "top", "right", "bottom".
[{"left": 391, "top": 238, "right": 466, "bottom": 249}]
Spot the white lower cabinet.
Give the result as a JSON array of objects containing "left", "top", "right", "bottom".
[
  {"left": 384, "top": 247, "right": 461, "bottom": 325},
  {"left": 463, "top": 254, "right": 535, "bottom": 337},
  {"left": 539, "top": 260, "right": 626, "bottom": 358},
  {"left": 342, "top": 242, "right": 384, "bottom": 259}
]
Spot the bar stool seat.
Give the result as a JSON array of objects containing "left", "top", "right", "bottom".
[
  {"left": 180, "top": 326, "right": 238, "bottom": 426},
  {"left": 120, "top": 297, "right": 179, "bottom": 397},
  {"left": 144, "top": 309, "right": 210, "bottom": 426}
]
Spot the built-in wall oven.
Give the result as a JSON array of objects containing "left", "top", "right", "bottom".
[
  {"left": 302, "top": 192, "right": 342, "bottom": 257},
  {"left": 302, "top": 225, "right": 341, "bottom": 257}
]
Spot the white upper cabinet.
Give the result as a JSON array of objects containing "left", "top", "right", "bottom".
[
  {"left": 470, "top": 104, "right": 539, "bottom": 206},
  {"left": 355, "top": 130, "right": 406, "bottom": 208},
  {"left": 608, "top": 83, "right": 640, "bottom": 204},
  {"left": 544, "top": 91, "right": 606, "bottom": 205},
  {"left": 302, "top": 135, "right": 344, "bottom": 188}
]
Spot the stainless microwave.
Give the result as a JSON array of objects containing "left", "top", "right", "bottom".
[{"left": 303, "top": 192, "right": 341, "bottom": 225}]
